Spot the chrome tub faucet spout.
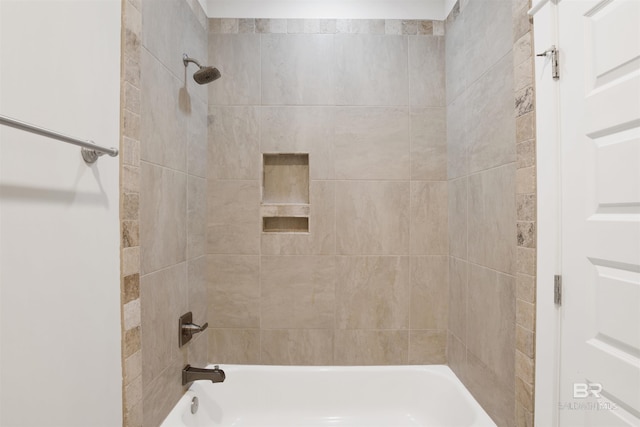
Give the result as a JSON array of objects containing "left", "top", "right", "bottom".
[{"left": 182, "top": 365, "right": 226, "bottom": 386}]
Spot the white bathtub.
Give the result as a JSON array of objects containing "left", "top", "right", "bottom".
[{"left": 160, "top": 365, "right": 497, "bottom": 427}]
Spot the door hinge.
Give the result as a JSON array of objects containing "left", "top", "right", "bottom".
[
  {"left": 554, "top": 275, "right": 562, "bottom": 305},
  {"left": 536, "top": 45, "right": 560, "bottom": 80}
]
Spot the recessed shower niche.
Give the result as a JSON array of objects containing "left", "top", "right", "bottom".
[{"left": 261, "top": 153, "right": 310, "bottom": 233}]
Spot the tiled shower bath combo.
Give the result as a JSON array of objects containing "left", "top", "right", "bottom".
[{"left": 119, "top": 0, "right": 537, "bottom": 426}]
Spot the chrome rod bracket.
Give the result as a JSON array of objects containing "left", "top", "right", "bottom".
[{"left": 536, "top": 45, "right": 560, "bottom": 80}]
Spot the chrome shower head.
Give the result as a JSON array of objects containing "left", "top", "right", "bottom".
[{"left": 183, "top": 54, "right": 221, "bottom": 85}]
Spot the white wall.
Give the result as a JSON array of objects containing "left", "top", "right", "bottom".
[
  {"left": 0, "top": 1, "right": 122, "bottom": 426},
  {"left": 204, "top": 0, "right": 451, "bottom": 20}
]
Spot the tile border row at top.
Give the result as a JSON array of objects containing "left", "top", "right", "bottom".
[{"left": 209, "top": 18, "right": 446, "bottom": 36}]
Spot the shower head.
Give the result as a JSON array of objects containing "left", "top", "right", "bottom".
[{"left": 183, "top": 54, "right": 221, "bottom": 85}]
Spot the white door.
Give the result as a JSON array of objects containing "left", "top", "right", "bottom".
[{"left": 558, "top": 0, "right": 640, "bottom": 426}]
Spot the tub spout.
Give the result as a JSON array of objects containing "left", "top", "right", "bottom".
[{"left": 182, "top": 365, "right": 226, "bottom": 386}]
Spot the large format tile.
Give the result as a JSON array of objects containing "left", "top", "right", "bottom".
[
  {"left": 261, "top": 181, "right": 336, "bottom": 255},
  {"left": 465, "top": 351, "right": 516, "bottom": 427},
  {"left": 409, "top": 330, "right": 447, "bottom": 364},
  {"left": 409, "top": 36, "right": 446, "bottom": 107},
  {"left": 467, "top": 53, "right": 515, "bottom": 173},
  {"left": 410, "top": 107, "right": 447, "bottom": 181},
  {"left": 334, "top": 34, "right": 408, "bottom": 105},
  {"left": 260, "top": 107, "right": 334, "bottom": 180},
  {"left": 334, "top": 107, "right": 410, "bottom": 180},
  {"left": 140, "top": 162, "right": 187, "bottom": 274},
  {"left": 187, "top": 176, "right": 206, "bottom": 259},
  {"left": 468, "top": 164, "right": 516, "bottom": 274},
  {"left": 188, "top": 98, "right": 208, "bottom": 178},
  {"left": 261, "top": 329, "right": 334, "bottom": 365},
  {"left": 446, "top": 91, "right": 469, "bottom": 180},
  {"left": 261, "top": 34, "right": 334, "bottom": 105},
  {"left": 448, "top": 257, "right": 468, "bottom": 341},
  {"left": 334, "top": 330, "right": 408, "bottom": 365},
  {"left": 207, "top": 255, "right": 260, "bottom": 328},
  {"left": 336, "top": 256, "right": 410, "bottom": 329},
  {"left": 140, "top": 263, "right": 188, "bottom": 388},
  {"left": 206, "top": 180, "right": 260, "bottom": 255},
  {"left": 208, "top": 34, "right": 261, "bottom": 105},
  {"left": 142, "top": 356, "right": 186, "bottom": 427},
  {"left": 448, "top": 177, "right": 467, "bottom": 260},
  {"left": 445, "top": 10, "right": 467, "bottom": 102},
  {"left": 208, "top": 107, "right": 260, "bottom": 180},
  {"left": 410, "top": 256, "right": 448, "bottom": 330},
  {"left": 336, "top": 181, "right": 410, "bottom": 255},
  {"left": 466, "top": 264, "right": 516, "bottom": 388},
  {"left": 140, "top": 50, "right": 186, "bottom": 171},
  {"left": 261, "top": 256, "right": 336, "bottom": 329},
  {"left": 142, "top": 0, "right": 207, "bottom": 99},
  {"left": 208, "top": 329, "right": 260, "bottom": 364},
  {"left": 410, "top": 181, "right": 448, "bottom": 255},
  {"left": 463, "top": 0, "right": 513, "bottom": 87},
  {"left": 188, "top": 256, "right": 208, "bottom": 333}
]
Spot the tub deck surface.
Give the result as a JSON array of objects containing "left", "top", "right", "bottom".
[{"left": 160, "top": 365, "right": 497, "bottom": 427}]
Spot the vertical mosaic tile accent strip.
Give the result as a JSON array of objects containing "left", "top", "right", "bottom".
[
  {"left": 512, "top": 1, "right": 536, "bottom": 426},
  {"left": 121, "top": 0, "right": 142, "bottom": 426}
]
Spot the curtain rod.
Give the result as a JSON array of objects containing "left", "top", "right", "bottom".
[{"left": 0, "top": 114, "right": 119, "bottom": 164}]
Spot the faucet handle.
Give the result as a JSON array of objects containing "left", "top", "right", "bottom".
[
  {"left": 179, "top": 312, "right": 208, "bottom": 347},
  {"left": 182, "top": 322, "right": 208, "bottom": 333}
]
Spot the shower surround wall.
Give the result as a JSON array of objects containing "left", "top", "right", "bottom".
[
  {"left": 445, "top": 1, "right": 536, "bottom": 426},
  {"left": 206, "top": 19, "right": 449, "bottom": 365},
  {"left": 120, "top": 0, "right": 210, "bottom": 426}
]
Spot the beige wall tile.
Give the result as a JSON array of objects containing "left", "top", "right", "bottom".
[
  {"left": 411, "top": 256, "right": 448, "bottom": 330},
  {"left": 187, "top": 176, "right": 206, "bottom": 259},
  {"left": 208, "top": 107, "right": 259, "bottom": 180},
  {"left": 447, "top": 332, "right": 466, "bottom": 380},
  {"left": 208, "top": 329, "right": 260, "bottom": 364},
  {"left": 516, "top": 325, "right": 535, "bottom": 359},
  {"left": 463, "top": 0, "right": 513, "bottom": 87},
  {"left": 261, "top": 256, "right": 336, "bottom": 329},
  {"left": 446, "top": 92, "right": 469, "bottom": 179},
  {"left": 208, "top": 34, "right": 261, "bottom": 105},
  {"left": 140, "top": 50, "right": 186, "bottom": 171},
  {"left": 467, "top": 53, "right": 516, "bottom": 173},
  {"left": 466, "top": 265, "right": 516, "bottom": 387},
  {"left": 448, "top": 177, "right": 467, "bottom": 259},
  {"left": 334, "top": 330, "right": 408, "bottom": 365},
  {"left": 187, "top": 256, "right": 208, "bottom": 328},
  {"left": 207, "top": 180, "right": 260, "bottom": 255},
  {"left": 410, "top": 107, "right": 447, "bottom": 181},
  {"left": 336, "top": 181, "right": 410, "bottom": 255},
  {"left": 336, "top": 256, "right": 410, "bottom": 329},
  {"left": 408, "top": 36, "right": 446, "bottom": 107},
  {"left": 187, "top": 98, "right": 208, "bottom": 178},
  {"left": 465, "top": 351, "right": 516, "bottom": 427},
  {"left": 334, "top": 107, "right": 410, "bottom": 180},
  {"left": 334, "top": 34, "right": 408, "bottom": 105},
  {"left": 140, "top": 263, "right": 188, "bottom": 388},
  {"left": 188, "top": 332, "right": 209, "bottom": 368},
  {"left": 261, "top": 329, "right": 334, "bottom": 365},
  {"left": 262, "top": 34, "right": 335, "bottom": 105},
  {"left": 468, "top": 164, "right": 516, "bottom": 275},
  {"left": 448, "top": 257, "right": 467, "bottom": 340},
  {"left": 140, "top": 162, "right": 187, "bottom": 274},
  {"left": 141, "top": 357, "right": 185, "bottom": 427},
  {"left": 409, "top": 330, "right": 447, "bottom": 364},
  {"left": 261, "top": 181, "right": 336, "bottom": 255},
  {"left": 410, "top": 181, "right": 448, "bottom": 255},
  {"left": 445, "top": 10, "right": 467, "bottom": 102},
  {"left": 207, "top": 255, "right": 260, "bottom": 328},
  {"left": 260, "top": 107, "right": 334, "bottom": 180}
]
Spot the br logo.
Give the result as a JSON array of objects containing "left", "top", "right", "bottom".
[{"left": 573, "top": 383, "right": 602, "bottom": 398}]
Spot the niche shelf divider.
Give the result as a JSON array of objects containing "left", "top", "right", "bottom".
[{"left": 261, "top": 153, "right": 310, "bottom": 233}]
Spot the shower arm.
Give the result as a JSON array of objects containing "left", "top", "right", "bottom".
[{"left": 183, "top": 54, "right": 203, "bottom": 68}]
